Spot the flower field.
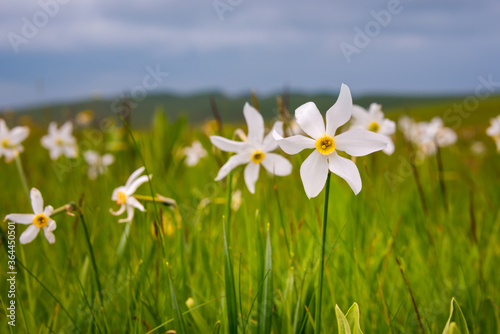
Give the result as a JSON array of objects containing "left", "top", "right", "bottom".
[{"left": 1, "top": 89, "right": 500, "bottom": 333}]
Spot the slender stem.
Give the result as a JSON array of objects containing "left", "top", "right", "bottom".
[
  {"left": 435, "top": 144, "right": 448, "bottom": 212},
  {"left": 225, "top": 172, "right": 232, "bottom": 244},
  {"left": 409, "top": 151, "right": 428, "bottom": 216},
  {"left": 274, "top": 182, "right": 292, "bottom": 259},
  {"left": 315, "top": 172, "right": 331, "bottom": 334},
  {"left": 395, "top": 257, "right": 424, "bottom": 334},
  {"left": 14, "top": 154, "right": 29, "bottom": 198},
  {"left": 77, "top": 206, "right": 104, "bottom": 306},
  {"left": 50, "top": 202, "right": 77, "bottom": 217}
]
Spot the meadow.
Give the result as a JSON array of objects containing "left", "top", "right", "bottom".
[{"left": 1, "top": 92, "right": 500, "bottom": 333}]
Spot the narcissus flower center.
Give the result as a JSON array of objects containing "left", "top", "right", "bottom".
[
  {"left": 368, "top": 121, "right": 380, "bottom": 132},
  {"left": 251, "top": 150, "right": 265, "bottom": 164},
  {"left": 32, "top": 214, "right": 48, "bottom": 228},
  {"left": 1, "top": 138, "right": 11, "bottom": 148},
  {"left": 117, "top": 191, "right": 127, "bottom": 205},
  {"left": 315, "top": 135, "right": 335, "bottom": 155}
]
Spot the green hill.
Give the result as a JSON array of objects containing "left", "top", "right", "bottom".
[{"left": 3, "top": 91, "right": 500, "bottom": 128}]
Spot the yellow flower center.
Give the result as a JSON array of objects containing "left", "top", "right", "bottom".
[
  {"left": 251, "top": 150, "right": 265, "bottom": 164},
  {"left": 315, "top": 135, "right": 335, "bottom": 155},
  {"left": 368, "top": 121, "right": 380, "bottom": 132},
  {"left": 1, "top": 138, "right": 11, "bottom": 148},
  {"left": 32, "top": 214, "right": 48, "bottom": 228},
  {"left": 55, "top": 137, "right": 64, "bottom": 145},
  {"left": 117, "top": 191, "right": 127, "bottom": 205}
]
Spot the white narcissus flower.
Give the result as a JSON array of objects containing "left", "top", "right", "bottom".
[
  {"left": 5, "top": 188, "right": 56, "bottom": 244},
  {"left": 351, "top": 103, "right": 396, "bottom": 155},
  {"left": 183, "top": 141, "right": 207, "bottom": 166},
  {"left": 486, "top": 115, "right": 500, "bottom": 152},
  {"left": 399, "top": 116, "right": 457, "bottom": 158},
  {"left": 41, "top": 121, "right": 78, "bottom": 160},
  {"left": 273, "top": 84, "right": 388, "bottom": 198},
  {"left": 0, "top": 119, "right": 30, "bottom": 163},
  {"left": 210, "top": 103, "right": 292, "bottom": 194},
  {"left": 425, "top": 117, "right": 457, "bottom": 148},
  {"left": 110, "top": 167, "right": 151, "bottom": 223},
  {"left": 84, "top": 150, "right": 115, "bottom": 180}
]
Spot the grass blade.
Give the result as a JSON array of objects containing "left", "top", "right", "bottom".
[
  {"left": 259, "top": 224, "right": 273, "bottom": 334},
  {"left": 223, "top": 216, "right": 238, "bottom": 333}
]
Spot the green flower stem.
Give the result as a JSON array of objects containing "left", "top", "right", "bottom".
[
  {"left": 14, "top": 154, "right": 29, "bottom": 199},
  {"left": 225, "top": 172, "right": 232, "bottom": 244},
  {"left": 76, "top": 206, "right": 104, "bottom": 306},
  {"left": 436, "top": 144, "right": 448, "bottom": 212},
  {"left": 315, "top": 172, "right": 332, "bottom": 333}
]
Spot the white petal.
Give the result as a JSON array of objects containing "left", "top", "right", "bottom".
[
  {"left": 295, "top": 102, "right": 325, "bottom": 139},
  {"left": 0, "top": 119, "right": 7, "bottom": 134},
  {"left": 243, "top": 102, "right": 265, "bottom": 143},
  {"left": 46, "top": 219, "right": 57, "bottom": 232},
  {"left": 351, "top": 105, "right": 369, "bottom": 123},
  {"left": 119, "top": 206, "right": 135, "bottom": 223},
  {"left": 49, "top": 146, "right": 63, "bottom": 160},
  {"left": 379, "top": 119, "right": 396, "bottom": 136},
  {"left": 60, "top": 121, "right": 73, "bottom": 136},
  {"left": 5, "top": 214, "right": 34, "bottom": 225},
  {"left": 43, "top": 205, "right": 54, "bottom": 216},
  {"left": 326, "top": 83, "right": 353, "bottom": 136},
  {"left": 84, "top": 150, "right": 99, "bottom": 165},
  {"left": 261, "top": 153, "right": 292, "bottom": 176},
  {"left": 19, "top": 225, "right": 40, "bottom": 244},
  {"left": 43, "top": 228, "right": 56, "bottom": 244},
  {"left": 300, "top": 151, "right": 329, "bottom": 199},
  {"left": 273, "top": 131, "right": 315, "bottom": 155},
  {"left": 125, "top": 167, "right": 145, "bottom": 187},
  {"left": 335, "top": 129, "right": 388, "bottom": 157},
  {"left": 244, "top": 163, "right": 260, "bottom": 194},
  {"left": 126, "top": 175, "right": 150, "bottom": 195},
  {"left": 47, "top": 122, "right": 58, "bottom": 135},
  {"left": 262, "top": 121, "right": 283, "bottom": 152},
  {"left": 110, "top": 204, "right": 126, "bottom": 216},
  {"left": 10, "top": 126, "right": 29, "bottom": 144},
  {"left": 383, "top": 137, "right": 395, "bottom": 155},
  {"left": 210, "top": 136, "right": 249, "bottom": 153},
  {"left": 127, "top": 196, "right": 146, "bottom": 212},
  {"left": 436, "top": 128, "right": 457, "bottom": 147},
  {"left": 328, "top": 152, "right": 362, "bottom": 195},
  {"left": 102, "top": 154, "right": 115, "bottom": 166},
  {"left": 30, "top": 188, "right": 44, "bottom": 215},
  {"left": 64, "top": 145, "right": 78, "bottom": 158},
  {"left": 215, "top": 153, "right": 251, "bottom": 181}
]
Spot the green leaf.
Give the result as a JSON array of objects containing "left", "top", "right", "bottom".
[
  {"left": 335, "top": 305, "right": 351, "bottom": 334},
  {"left": 345, "top": 303, "right": 364, "bottom": 334},
  {"left": 223, "top": 217, "right": 238, "bottom": 334},
  {"left": 168, "top": 266, "right": 188, "bottom": 334},
  {"left": 443, "top": 298, "right": 469, "bottom": 334}
]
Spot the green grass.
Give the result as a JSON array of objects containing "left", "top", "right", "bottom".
[{"left": 1, "top": 95, "right": 499, "bottom": 333}]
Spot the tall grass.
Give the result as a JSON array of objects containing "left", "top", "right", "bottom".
[{"left": 0, "top": 104, "right": 499, "bottom": 333}]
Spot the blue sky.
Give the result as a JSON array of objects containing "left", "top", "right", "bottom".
[{"left": 1, "top": 0, "right": 499, "bottom": 109}]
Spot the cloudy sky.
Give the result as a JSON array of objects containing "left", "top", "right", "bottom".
[{"left": 1, "top": 0, "right": 499, "bottom": 109}]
